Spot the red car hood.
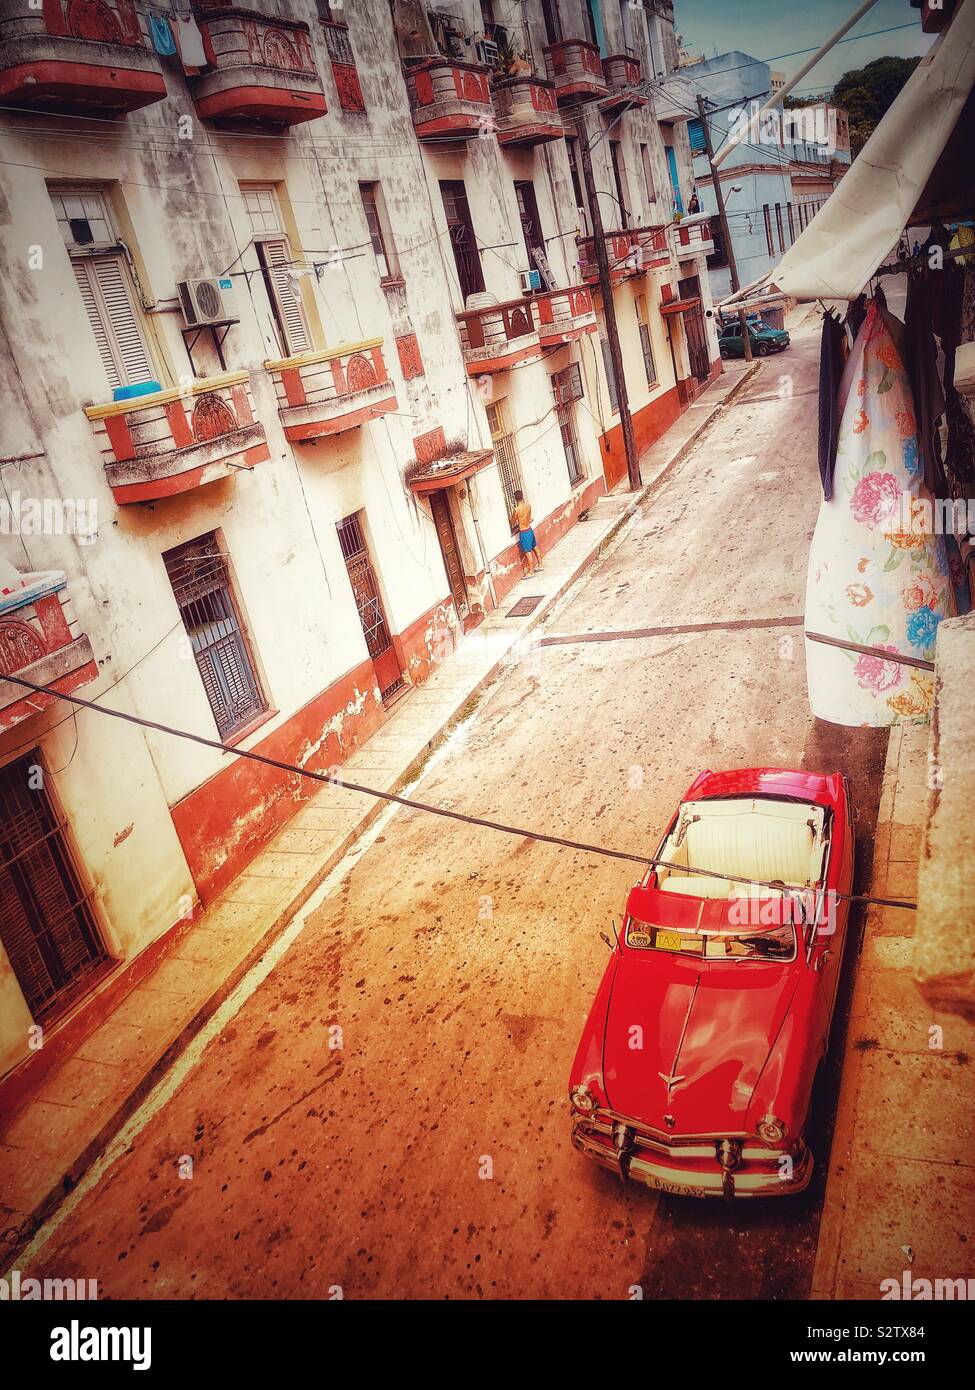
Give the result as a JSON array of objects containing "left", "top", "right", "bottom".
[{"left": 602, "top": 953, "right": 799, "bottom": 1136}]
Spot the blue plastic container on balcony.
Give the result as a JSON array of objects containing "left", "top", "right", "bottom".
[{"left": 112, "top": 379, "right": 162, "bottom": 403}]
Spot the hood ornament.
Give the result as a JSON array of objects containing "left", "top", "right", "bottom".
[{"left": 658, "top": 1071, "right": 686, "bottom": 1094}]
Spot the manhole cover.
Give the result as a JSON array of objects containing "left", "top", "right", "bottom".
[{"left": 506, "top": 594, "right": 544, "bottom": 618}]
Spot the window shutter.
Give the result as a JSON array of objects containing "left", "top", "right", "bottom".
[
  {"left": 552, "top": 363, "right": 583, "bottom": 405},
  {"left": 91, "top": 256, "right": 153, "bottom": 385},
  {"left": 262, "top": 238, "right": 310, "bottom": 354},
  {"left": 600, "top": 339, "right": 619, "bottom": 413},
  {"left": 72, "top": 258, "right": 120, "bottom": 388},
  {"left": 72, "top": 254, "right": 153, "bottom": 389}
]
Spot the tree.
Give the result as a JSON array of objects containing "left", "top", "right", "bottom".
[{"left": 832, "top": 56, "right": 920, "bottom": 155}]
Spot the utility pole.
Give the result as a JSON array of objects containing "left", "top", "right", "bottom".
[
  {"left": 697, "top": 94, "right": 752, "bottom": 363},
  {"left": 578, "top": 116, "right": 641, "bottom": 491}
]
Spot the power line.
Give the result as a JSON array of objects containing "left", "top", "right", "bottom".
[{"left": 1, "top": 671, "right": 917, "bottom": 913}]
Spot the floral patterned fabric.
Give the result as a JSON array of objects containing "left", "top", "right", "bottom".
[{"left": 805, "top": 299, "right": 955, "bottom": 726}]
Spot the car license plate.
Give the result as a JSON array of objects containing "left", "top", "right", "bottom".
[
  {"left": 655, "top": 930, "right": 682, "bottom": 952},
  {"left": 643, "top": 1175, "right": 710, "bottom": 1198}
]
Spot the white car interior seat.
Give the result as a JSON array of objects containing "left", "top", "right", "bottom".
[{"left": 658, "top": 799, "right": 826, "bottom": 899}]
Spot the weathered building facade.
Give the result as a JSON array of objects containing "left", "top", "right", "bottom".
[
  {"left": 657, "top": 49, "right": 852, "bottom": 302},
  {"left": 0, "top": 0, "right": 718, "bottom": 1086}
]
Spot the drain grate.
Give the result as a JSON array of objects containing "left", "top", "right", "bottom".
[{"left": 506, "top": 594, "right": 544, "bottom": 618}]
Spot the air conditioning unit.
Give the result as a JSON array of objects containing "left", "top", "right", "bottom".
[
  {"left": 177, "top": 276, "right": 238, "bottom": 327},
  {"left": 518, "top": 269, "right": 542, "bottom": 294}
]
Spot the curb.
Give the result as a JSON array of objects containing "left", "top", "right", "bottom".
[
  {"left": 808, "top": 724, "right": 903, "bottom": 1301},
  {"left": 0, "top": 365, "right": 758, "bottom": 1268}
]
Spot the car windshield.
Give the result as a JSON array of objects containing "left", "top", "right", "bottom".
[{"left": 625, "top": 915, "right": 797, "bottom": 962}]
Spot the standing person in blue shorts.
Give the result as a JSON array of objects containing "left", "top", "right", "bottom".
[{"left": 511, "top": 490, "right": 542, "bottom": 576}]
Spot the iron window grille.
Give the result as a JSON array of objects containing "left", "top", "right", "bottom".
[
  {"left": 336, "top": 513, "right": 390, "bottom": 663},
  {"left": 164, "top": 535, "right": 267, "bottom": 740},
  {"left": 558, "top": 403, "right": 584, "bottom": 485},
  {"left": 0, "top": 752, "right": 107, "bottom": 1020},
  {"left": 486, "top": 401, "right": 524, "bottom": 519}
]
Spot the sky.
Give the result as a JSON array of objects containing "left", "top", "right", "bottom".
[{"left": 672, "top": 0, "right": 934, "bottom": 95}]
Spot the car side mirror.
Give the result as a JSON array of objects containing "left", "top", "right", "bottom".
[{"left": 600, "top": 930, "right": 614, "bottom": 951}]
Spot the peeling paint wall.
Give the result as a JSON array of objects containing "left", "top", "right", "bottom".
[{"left": 0, "top": 0, "right": 722, "bottom": 1077}]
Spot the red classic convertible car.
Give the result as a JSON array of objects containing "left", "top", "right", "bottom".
[{"left": 569, "top": 768, "right": 854, "bottom": 1199}]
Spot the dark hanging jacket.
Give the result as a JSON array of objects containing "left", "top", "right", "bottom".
[{"left": 817, "top": 310, "right": 847, "bottom": 500}]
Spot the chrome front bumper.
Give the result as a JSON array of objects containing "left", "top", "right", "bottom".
[{"left": 571, "top": 1116, "right": 813, "bottom": 1198}]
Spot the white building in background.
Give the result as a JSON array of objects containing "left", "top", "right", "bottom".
[
  {"left": 0, "top": 0, "right": 719, "bottom": 1090},
  {"left": 656, "top": 49, "right": 852, "bottom": 302}
]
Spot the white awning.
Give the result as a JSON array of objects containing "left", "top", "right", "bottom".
[{"left": 768, "top": 0, "right": 975, "bottom": 303}]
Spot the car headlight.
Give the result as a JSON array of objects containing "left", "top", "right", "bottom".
[
  {"left": 757, "top": 1114, "right": 787, "bottom": 1144},
  {"left": 569, "top": 1084, "right": 596, "bottom": 1114}
]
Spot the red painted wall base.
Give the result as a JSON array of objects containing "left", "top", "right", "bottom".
[{"left": 599, "top": 384, "right": 682, "bottom": 490}]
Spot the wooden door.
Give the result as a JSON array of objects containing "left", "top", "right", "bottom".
[
  {"left": 337, "top": 512, "right": 403, "bottom": 702},
  {"left": 430, "top": 491, "right": 469, "bottom": 618}
]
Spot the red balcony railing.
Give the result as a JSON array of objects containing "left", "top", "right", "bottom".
[
  {"left": 674, "top": 217, "right": 715, "bottom": 258},
  {"left": 0, "top": 569, "right": 98, "bottom": 733},
  {"left": 543, "top": 38, "right": 606, "bottom": 106},
  {"left": 456, "top": 297, "right": 541, "bottom": 375},
  {"left": 85, "top": 372, "right": 270, "bottom": 504},
  {"left": 577, "top": 229, "right": 644, "bottom": 284},
  {"left": 0, "top": 0, "right": 166, "bottom": 114},
  {"left": 532, "top": 287, "right": 598, "bottom": 347},
  {"left": 404, "top": 57, "right": 493, "bottom": 142},
  {"left": 491, "top": 73, "right": 562, "bottom": 147},
  {"left": 601, "top": 54, "right": 646, "bottom": 110},
  {"left": 190, "top": 6, "right": 327, "bottom": 126},
  {"left": 264, "top": 339, "right": 397, "bottom": 443}
]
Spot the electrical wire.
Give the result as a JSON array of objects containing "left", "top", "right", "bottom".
[{"left": 0, "top": 670, "right": 918, "bottom": 912}]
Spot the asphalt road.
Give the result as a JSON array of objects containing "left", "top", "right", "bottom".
[{"left": 26, "top": 316, "right": 888, "bottom": 1300}]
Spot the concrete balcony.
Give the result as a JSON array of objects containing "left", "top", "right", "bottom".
[
  {"left": 190, "top": 6, "right": 326, "bottom": 127},
  {"left": 264, "top": 340, "right": 397, "bottom": 443},
  {"left": 491, "top": 73, "right": 562, "bottom": 147},
  {"left": 0, "top": 568, "right": 98, "bottom": 734},
  {"left": 543, "top": 38, "right": 606, "bottom": 106},
  {"left": 600, "top": 54, "right": 646, "bottom": 111},
  {"left": 576, "top": 229, "right": 644, "bottom": 285},
  {"left": 673, "top": 216, "right": 715, "bottom": 259},
  {"left": 403, "top": 57, "right": 492, "bottom": 142},
  {"left": 649, "top": 70, "right": 698, "bottom": 124},
  {"left": 634, "top": 223, "right": 673, "bottom": 269},
  {"left": 456, "top": 296, "right": 541, "bottom": 375},
  {"left": 0, "top": 0, "right": 166, "bottom": 115},
  {"left": 85, "top": 372, "right": 270, "bottom": 505},
  {"left": 532, "top": 287, "right": 598, "bottom": 347}
]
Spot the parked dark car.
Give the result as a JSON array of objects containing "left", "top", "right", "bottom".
[{"left": 719, "top": 320, "right": 790, "bottom": 358}]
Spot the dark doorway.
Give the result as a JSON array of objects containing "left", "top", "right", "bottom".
[
  {"left": 680, "top": 276, "right": 711, "bottom": 384},
  {"left": 337, "top": 512, "right": 404, "bottom": 704},
  {"left": 0, "top": 753, "right": 107, "bottom": 1020},
  {"left": 439, "top": 180, "right": 485, "bottom": 304},
  {"left": 540, "top": 0, "right": 562, "bottom": 44},
  {"left": 514, "top": 180, "right": 544, "bottom": 270},
  {"left": 429, "top": 491, "right": 470, "bottom": 619}
]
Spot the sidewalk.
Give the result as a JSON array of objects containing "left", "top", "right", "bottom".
[
  {"left": 0, "top": 359, "right": 760, "bottom": 1262},
  {"left": 811, "top": 719, "right": 975, "bottom": 1300}
]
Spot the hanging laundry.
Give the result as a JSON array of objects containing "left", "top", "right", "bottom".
[
  {"left": 149, "top": 13, "right": 177, "bottom": 57},
  {"left": 173, "top": 12, "right": 207, "bottom": 69},
  {"left": 804, "top": 297, "right": 955, "bottom": 727},
  {"left": 817, "top": 309, "right": 847, "bottom": 501},
  {"left": 902, "top": 267, "right": 946, "bottom": 494}
]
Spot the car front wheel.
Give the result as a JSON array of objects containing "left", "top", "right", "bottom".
[{"left": 756, "top": 342, "right": 769, "bottom": 356}]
